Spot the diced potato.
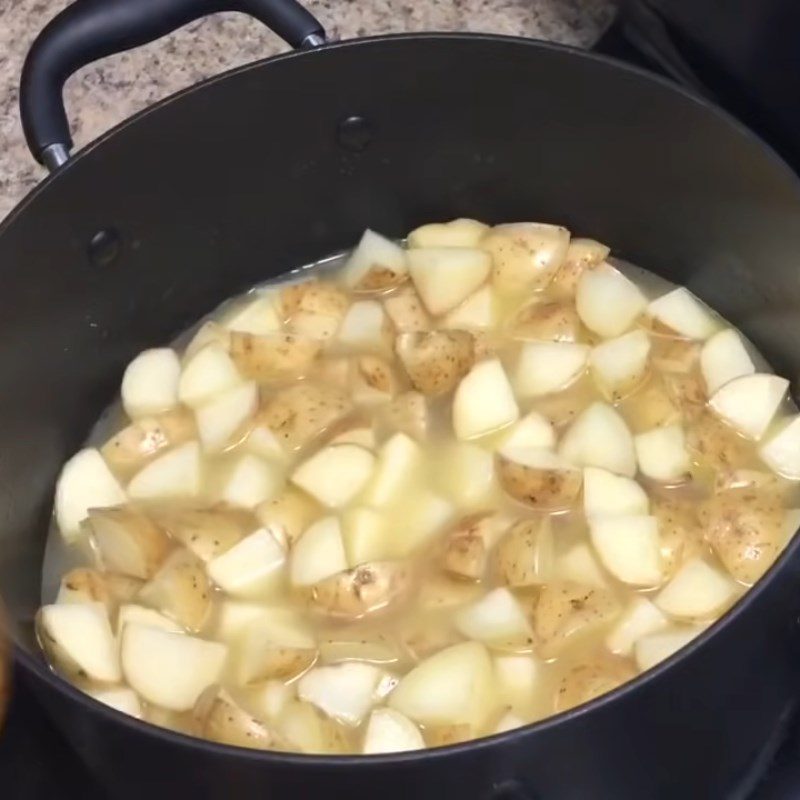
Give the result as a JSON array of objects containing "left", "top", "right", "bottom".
[
  {"left": 246, "top": 679, "right": 294, "bottom": 722},
  {"left": 575, "top": 264, "right": 646, "bottom": 338},
  {"left": 229, "top": 331, "right": 321, "bottom": 382},
  {"left": 340, "top": 229, "right": 408, "bottom": 292},
  {"left": 434, "top": 442, "right": 495, "bottom": 507},
  {"left": 589, "top": 515, "right": 664, "bottom": 587},
  {"left": 634, "top": 625, "right": 705, "bottom": 671},
  {"left": 442, "top": 285, "right": 498, "bottom": 330},
  {"left": 634, "top": 424, "right": 691, "bottom": 483},
  {"left": 407, "top": 218, "right": 489, "bottom": 249},
  {"left": 287, "top": 312, "right": 343, "bottom": 342},
  {"left": 589, "top": 330, "right": 651, "bottom": 401},
  {"left": 329, "top": 424, "right": 376, "bottom": 449},
  {"left": 493, "top": 710, "right": 526, "bottom": 734},
  {"left": 493, "top": 517, "right": 554, "bottom": 587},
  {"left": 398, "top": 615, "right": 463, "bottom": 660},
  {"left": 395, "top": 330, "right": 475, "bottom": 396},
  {"left": 651, "top": 335, "right": 700, "bottom": 375},
  {"left": 153, "top": 505, "right": 254, "bottom": 562},
  {"left": 121, "top": 348, "right": 181, "bottom": 419},
  {"left": 195, "top": 381, "right": 258, "bottom": 452},
  {"left": 557, "top": 542, "right": 609, "bottom": 588},
  {"left": 235, "top": 612, "right": 317, "bottom": 684},
  {"left": 278, "top": 700, "right": 349, "bottom": 754},
  {"left": 483, "top": 223, "right": 570, "bottom": 293},
  {"left": 221, "top": 291, "right": 282, "bottom": 335},
  {"left": 116, "top": 603, "right": 183, "bottom": 635},
  {"left": 619, "top": 378, "right": 681, "bottom": 434},
  {"left": 37, "top": 602, "right": 120, "bottom": 683},
  {"left": 700, "top": 328, "right": 756, "bottom": 395},
  {"left": 127, "top": 441, "right": 202, "bottom": 500},
  {"left": 86, "top": 686, "right": 143, "bottom": 718},
  {"left": 56, "top": 568, "right": 113, "bottom": 612},
  {"left": 184, "top": 321, "right": 230, "bottom": 360},
  {"left": 219, "top": 453, "right": 284, "bottom": 509},
  {"left": 363, "top": 708, "right": 425, "bottom": 754},
  {"left": 178, "top": 343, "right": 242, "bottom": 408},
  {"left": 318, "top": 631, "right": 400, "bottom": 665},
  {"left": 605, "top": 597, "right": 669, "bottom": 656},
  {"left": 121, "top": 623, "right": 227, "bottom": 711},
  {"left": 583, "top": 467, "right": 649, "bottom": 518},
  {"left": 509, "top": 300, "right": 581, "bottom": 344},
  {"left": 500, "top": 411, "right": 556, "bottom": 451},
  {"left": 138, "top": 549, "right": 212, "bottom": 632},
  {"left": 440, "top": 512, "right": 511, "bottom": 581},
  {"left": 708, "top": 373, "right": 788, "bottom": 440},
  {"left": 760, "top": 414, "right": 800, "bottom": 480},
  {"left": 382, "top": 391, "right": 429, "bottom": 440},
  {"left": 532, "top": 378, "right": 596, "bottom": 431},
  {"left": 55, "top": 448, "right": 127, "bottom": 542},
  {"left": 533, "top": 581, "right": 620, "bottom": 659},
  {"left": 550, "top": 237, "right": 610, "bottom": 296},
  {"left": 243, "top": 424, "right": 287, "bottom": 462},
  {"left": 389, "top": 641, "right": 496, "bottom": 727},
  {"left": 280, "top": 279, "right": 349, "bottom": 320},
  {"left": 453, "top": 359, "right": 519, "bottom": 440},
  {"left": 647, "top": 288, "right": 718, "bottom": 340},
  {"left": 84, "top": 506, "right": 170, "bottom": 579},
  {"left": 494, "top": 654, "right": 539, "bottom": 716},
  {"left": 351, "top": 355, "right": 399, "bottom": 406},
  {"left": 655, "top": 558, "right": 737, "bottom": 620},
  {"left": 415, "top": 574, "right": 482, "bottom": 613},
  {"left": 558, "top": 402, "right": 637, "bottom": 477},
  {"left": 362, "top": 432, "right": 423, "bottom": 506},
  {"left": 383, "top": 287, "right": 431, "bottom": 333},
  {"left": 208, "top": 528, "right": 286, "bottom": 599},
  {"left": 515, "top": 341, "right": 590, "bottom": 398},
  {"left": 407, "top": 247, "right": 492, "bottom": 315},
  {"left": 196, "top": 689, "right": 287, "bottom": 750},
  {"left": 651, "top": 496, "right": 704, "bottom": 576},
  {"left": 554, "top": 658, "right": 635, "bottom": 712},
  {"left": 392, "top": 490, "right": 453, "bottom": 556},
  {"left": 455, "top": 588, "right": 533, "bottom": 651},
  {"left": 255, "top": 487, "right": 320, "bottom": 547},
  {"left": 685, "top": 410, "right": 752, "bottom": 471},
  {"left": 290, "top": 517, "right": 348, "bottom": 587},
  {"left": 341, "top": 506, "right": 392, "bottom": 565},
  {"left": 105, "top": 574, "right": 145, "bottom": 604},
  {"left": 298, "top": 662, "right": 389, "bottom": 726},
  {"left": 337, "top": 300, "right": 393, "bottom": 351},
  {"left": 496, "top": 448, "right": 582, "bottom": 510},
  {"left": 213, "top": 600, "right": 274, "bottom": 641},
  {"left": 291, "top": 444, "right": 375, "bottom": 508}
]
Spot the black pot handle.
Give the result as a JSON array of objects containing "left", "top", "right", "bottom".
[{"left": 20, "top": 0, "right": 325, "bottom": 171}]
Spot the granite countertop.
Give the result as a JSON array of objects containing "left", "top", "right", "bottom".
[{"left": 0, "top": 0, "right": 614, "bottom": 220}]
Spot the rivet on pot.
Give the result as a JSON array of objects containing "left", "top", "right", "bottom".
[
  {"left": 87, "top": 228, "right": 122, "bottom": 267},
  {"left": 337, "top": 115, "right": 373, "bottom": 152}
]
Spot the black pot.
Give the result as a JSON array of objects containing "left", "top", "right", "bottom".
[{"left": 4, "top": 1, "right": 800, "bottom": 798}]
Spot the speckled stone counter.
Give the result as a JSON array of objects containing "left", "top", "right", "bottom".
[{"left": 0, "top": 0, "right": 614, "bottom": 220}]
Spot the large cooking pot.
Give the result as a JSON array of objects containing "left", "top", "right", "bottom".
[{"left": 4, "top": 0, "right": 800, "bottom": 797}]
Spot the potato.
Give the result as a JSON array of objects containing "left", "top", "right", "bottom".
[
  {"left": 453, "top": 359, "right": 519, "bottom": 440},
  {"left": 554, "top": 658, "right": 636, "bottom": 712},
  {"left": 575, "top": 264, "right": 646, "bottom": 338},
  {"left": 655, "top": 558, "right": 738, "bottom": 620},
  {"left": 229, "top": 331, "right": 321, "bottom": 382},
  {"left": 651, "top": 496, "right": 705, "bottom": 576},
  {"left": 634, "top": 424, "right": 691, "bottom": 483},
  {"left": 337, "top": 300, "right": 393, "bottom": 351},
  {"left": 278, "top": 700, "right": 350, "bottom": 754},
  {"left": 483, "top": 223, "right": 570, "bottom": 293},
  {"left": 685, "top": 410, "right": 752, "bottom": 471},
  {"left": 101, "top": 409, "right": 196, "bottom": 477},
  {"left": 86, "top": 686, "right": 143, "bottom": 719},
  {"left": 434, "top": 442, "right": 495, "bottom": 508},
  {"left": 291, "top": 516, "right": 348, "bottom": 586},
  {"left": 425, "top": 724, "right": 475, "bottom": 747},
  {"left": 291, "top": 444, "right": 375, "bottom": 508},
  {"left": 255, "top": 487, "right": 320, "bottom": 547},
  {"left": 116, "top": 603, "right": 183, "bottom": 635},
  {"left": 709, "top": 373, "right": 788, "bottom": 440},
  {"left": 341, "top": 506, "right": 392, "bottom": 565},
  {"left": 121, "top": 623, "right": 227, "bottom": 711},
  {"left": 442, "top": 285, "right": 498, "bottom": 331},
  {"left": 184, "top": 321, "right": 230, "bottom": 360},
  {"left": 84, "top": 506, "right": 170, "bottom": 579},
  {"left": 492, "top": 711, "right": 526, "bottom": 734},
  {"left": 196, "top": 689, "right": 288, "bottom": 750},
  {"left": 352, "top": 355, "right": 399, "bottom": 405},
  {"left": 138, "top": 549, "right": 212, "bottom": 632},
  {"left": 583, "top": 467, "right": 649, "bottom": 518},
  {"left": 407, "top": 247, "right": 492, "bottom": 315},
  {"left": 557, "top": 542, "right": 609, "bottom": 588},
  {"left": 363, "top": 708, "right": 425, "bottom": 754},
  {"left": 121, "top": 348, "right": 181, "bottom": 419},
  {"left": 589, "top": 515, "right": 664, "bottom": 587},
  {"left": 494, "top": 653, "right": 540, "bottom": 716},
  {"left": 650, "top": 335, "right": 700, "bottom": 375},
  {"left": 589, "top": 329, "right": 651, "bottom": 401},
  {"left": 257, "top": 382, "right": 353, "bottom": 453},
  {"left": 493, "top": 517, "right": 554, "bottom": 587},
  {"left": 178, "top": 342, "right": 242, "bottom": 408},
  {"left": 280, "top": 279, "right": 349, "bottom": 320},
  {"left": 550, "top": 237, "right": 610, "bottom": 296},
  {"left": 208, "top": 528, "right": 286, "bottom": 599},
  {"left": 195, "top": 381, "right": 258, "bottom": 452},
  {"left": 760, "top": 414, "right": 800, "bottom": 480},
  {"left": 392, "top": 490, "right": 454, "bottom": 556},
  {"left": 245, "top": 679, "right": 294, "bottom": 722},
  {"left": 663, "top": 371, "right": 706, "bottom": 417},
  {"left": 634, "top": 625, "right": 705, "bottom": 671},
  {"left": 440, "top": 512, "right": 511, "bottom": 581},
  {"left": 398, "top": 615, "right": 463, "bottom": 661},
  {"left": 558, "top": 402, "right": 637, "bottom": 477},
  {"left": 531, "top": 376, "right": 596, "bottom": 430},
  {"left": 328, "top": 423, "right": 377, "bottom": 449},
  {"left": 515, "top": 341, "right": 590, "bottom": 398},
  {"left": 105, "top": 574, "right": 145, "bottom": 604},
  {"left": 395, "top": 330, "right": 475, "bottom": 396},
  {"left": 605, "top": 597, "right": 669, "bottom": 657},
  {"left": 415, "top": 574, "right": 482, "bottom": 613},
  {"left": 647, "top": 288, "right": 718, "bottom": 340},
  {"left": 153, "top": 505, "right": 255, "bottom": 562},
  {"left": 508, "top": 300, "right": 581, "bottom": 342},
  {"left": 618, "top": 377, "right": 681, "bottom": 434},
  {"left": 221, "top": 291, "right": 282, "bottom": 335},
  {"left": 382, "top": 391, "right": 429, "bottom": 440},
  {"left": 340, "top": 229, "right": 408, "bottom": 292},
  {"left": 37, "top": 602, "right": 120, "bottom": 683},
  {"left": 713, "top": 468, "right": 789, "bottom": 497},
  {"left": 383, "top": 286, "right": 431, "bottom": 333},
  {"left": 318, "top": 630, "right": 400, "bottom": 665},
  {"left": 309, "top": 561, "right": 412, "bottom": 620},
  {"left": 127, "top": 441, "right": 202, "bottom": 500},
  {"left": 500, "top": 411, "right": 556, "bottom": 451},
  {"left": 455, "top": 588, "right": 534, "bottom": 651},
  {"left": 407, "top": 218, "right": 489, "bottom": 249},
  {"left": 218, "top": 453, "right": 284, "bottom": 509},
  {"left": 235, "top": 611, "right": 317, "bottom": 684},
  {"left": 700, "top": 328, "right": 755, "bottom": 395},
  {"left": 534, "top": 581, "right": 621, "bottom": 658},
  {"left": 389, "top": 641, "right": 496, "bottom": 727},
  {"left": 496, "top": 448, "right": 582, "bottom": 510},
  {"left": 362, "top": 432, "right": 423, "bottom": 506},
  {"left": 56, "top": 568, "right": 113, "bottom": 613},
  {"left": 55, "top": 448, "right": 127, "bottom": 542}
]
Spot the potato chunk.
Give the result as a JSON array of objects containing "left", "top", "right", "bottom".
[
  {"left": 229, "top": 332, "right": 321, "bottom": 382},
  {"left": 395, "top": 330, "right": 475, "bottom": 396},
  {"left": 554, "top": 657, "right": 636, "bottom": 712},
  {"left": 440, "top": 512, "right": 511, "bottom": 581},
  {"left": 493, "top": 517, "right": 554, "bottom": 587}
]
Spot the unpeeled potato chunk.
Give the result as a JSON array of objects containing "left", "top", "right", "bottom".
[
  {"left": 508, "top": 299, "right": 582, "bottom": 342},
  {"left": 554, "top": 657, "right": 636, "bottom": 712},
  {"left": 496, "top": 448, "right": 582, "bottom": 511},
  {"left": 651, "top": 496, "right": 705, "bottom": 576},
  {"left": 381, "top": 390, "right": 429, "bottom": 440},
  {"left": 229, "top": 331, "right": 321, "bottom": 382},
  {"left": 440, "top": 512, "right": 512, "bottom": 581},
  {"left": 395, "top": 330, "right": 475, "bottom": 396},
  {"left": 493, "top": 517, "right": 554, "bottom": 588}
]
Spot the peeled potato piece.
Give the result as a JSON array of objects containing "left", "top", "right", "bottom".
[
  {"left": 533, "top": 581, "right": 621, "bottom": 659},
  {"left": 452, "top": 359, "right": 519, "bottom": 440},
  {"left": 483, "top": 223, "right": 570, "bottom": 293},
  {"left": 195, "top": 381, "right": 258, "bottom": 453},
  {"left": 515, "top": 341, "right": 590, "bottom": 399},
  {"left": 634, "top": 424, "right": 691, "bottom": 484},
  {"left": 56, "top": 568, "right": 113, "bottom": 613},
  {"left": 338, "top": 300, "right": 393, "bottom": 352},
  {"left": 121, "top": 348, "right": 181, "bottom": 419},
  {"left": 362, "top": 432, "right": 423, "bottom": 507},
  {"left": 86, "top": 686, "right": 143, "bottom": 718},
  {"left": 619, "top": 377, "right": 681, "bottom": 434},
  {"left": 701, "top": 328, "right": 756, "bottom": 395},
  {"left": 340, "top": 229, "right": 408, "bottom": 292},
  {"left": 440, "top": 512, "right": 511, "bottom": 581},
  {"left": 395, "top": 330, "right": 475, "bottom": 396},
  {"left": 760, "top": 414, "right": 800, "bottom": 480},
  {"left": 383, "top": 287, "right": 431, "bottom": 333},
  {"left": 278, "top": 700, "right": 350, "bottom": 754},
  {"left": 647, "top": 288, "right": 718, "bottom": 340},
  {"left": 605, "top": 597, "right": 669, "bottom": 657},
  {"left": 256, "top": 487, "right": 320, "bottom": 548},
  {"left": 589, "top": 329, "right": 651, "bottom": 401},
  {"left": 127, "top": 441, "right": 202, "bottom": 500},
  {"left": 454, "top": 588, "right": 534, "bottom": 651},
  {"left": 153, "top": 505, "right": 255, "bottom": 562},
  {"left": 84, "top": 506, "right": 170, "bottom": 580},
  {"left": 655, "top": 558, "right": 738, "bottom": 620},
  {"left": 583, "top": 467, "right": 649, "bottom": 518},
  {"left": 493, "top": 517, "right": 554, "bottom": 587},
  {"left": 550, "top": 237, "right": 610, "bottom": 296},
  {"left": 218, "top": 453, "right": 284, "bottom": 509},
  {"left": 341, "top": 506, "right": 392, "bottom": 565},
  {"left": 708, "top": 373, "right": 788, "bottom": 440},
  {"left": 508, "top": 300, "right": 581, "bottom": 343},
  {"left": 589, "top": 515, "right": 664, "bottom": 587},
  {"left": 407, "top": 247, "right": 492, "bottom": 315},
  {"left": 196, "top": 689, "right": 288, "bottom": 751},
  {"left": 382, "top": 391, "right": 429, "bottom": 441},
  {"left": 208, "top": 528, "right": 286, "bottom": 600},
  {"left": 291, "top": 517, "right": 348, "bottom": 587},
  {"left": 554, "top": 657, "right": 636, "bottom": 713},
  {"left": 408, "top": 218, "right": 489, "bottom": 249},
  {"left": 651, "top": 496, "right": 705, "bottom": 576},
  {"left": 229, "top": 332, "right": 321, "bottom": 382},
  {"left": 494, "top": 653, "right": 540, "bottom": 716},
  {"left": 393, "top": 490, "right": 454, "bottom": 557},
  {"left": 246, "top": 679, "right": 293, "bottom": 723},
  {"left": 291, "top": 444, "right": 375, "bottom": 509},
  {"left": 442, "top": 285, "right": 498, "bottom": 331},
  {"left": 435, "top": 443, "right": 495, "bottom": 507},
  {"left": 634, "top": 625, "right": 705, "bottom": 671},
  {"left": 497, "top": 448, "right": 582, "bottom": 511},
  {"left": 557, "top": 542, "right": 609, "bottom": 588},
  {"left": 178, "top": 342, "right": 242, "bottom": 408},
  {"left": 499, "top": 411, "right": 555, "bottom": 451},
  {"left": 221, "top": 291, "right": 282, "bottom": 335},
  {"left": 363, "top": 708, "right": 424, "bottom": 754},
  {"left": 576, "top": 264, "right": 646, "bottom": 338},
  {"left": 116, "top": 603, "right": 183, "bottom": 635}
]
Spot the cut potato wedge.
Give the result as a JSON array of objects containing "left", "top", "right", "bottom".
[
  {"left": 281, "top": 280, "right": 349, "bottom": 320},
  {"left": 121, "top": 348, "right": 181, "bottom": 419},
  {"left": 500, "top": 411, "right": 556, "bottom": 451},
  {"left": 153, "top": 505, "right": 254, "bottom": 562},
  {"left": 634, "top": 424, "right": 691, "bottom": 483},
  {"left": 434, "top": 442, "right": 495, "bottom": 507},
  {"left": 298, "top": 662, "right": 389, "bottom": 726},
  {"left": 290, "top": 516, "right": 348, "bottom": 587},
  {"left": 605, "top": 597, "right": 669, "bottom": 657},
  {"left": 291, "top": 444, "right": 375, "bottom": 508},
  {"left": 222, "top": 291, "right": 282, "bottom": 335},
  {"left": 652, "top": 496, "right": 704, "bottom": 577},
  {"left": 700, "top": 328, "right": 755, "bottom": 395},
  {"left": 453, "top": 359, "right": 519, "bottom": 440},
  {"left": 708, "top": 373, "right": 788, "bottom": 440},
  {"left": 37, "top": 602, "right": 120, "bottom": 683},
  {"left": 383, "top": 287, "right": 431, "bottom": 334},
  {"left": 197, "top": 689, "right": 287, "bottom": 750},
  {"left": 116, "top": 603, "right": 183, "bottom": 635},
  {"left": 494, "top": 654, "right": 539, "bottom": 716},
  {"left": 55, "top": 448, "right": 127, "bottom": 542},
  {"left": 493, "top": 517, "right": 554, "bottom": 587},
  {"left": 589, "top": 515, "right": 664, "bottom": 587},
  {"left": 278, "top": 700, "right": 349, "bottom": 754},
  {"left": 648, "top": 288, "right": 717, "bottom": 340},
  {"left": 178, "top": 343, "right": 242, "bottom": 408},
  {"left": 515, "top": 341, "right": 590, "bottom": 398},
  {"left": 86, "top": 686, "right": 143, "bottom": 718},
  {"left": 455, "top": 588, "right": 533, "bottom": 651},
  {"left": 655, "top": 558, "right": 737, "bottom": 620},
  {"left": 340, "top": 229, "right": 408, "bottom": 292},
  {"left": 121, "top": 623, "right": 227, "bottom": 711},
  {"left": 442, "top": 285, "right": 497, "bottom": 330},
  {"left": 551, "top": 237, "right": 610, "bottom": 296},
  {"left": 56, "top": 568, "right": 113, "bottom": 612},
  {"left": 363, "top": 708, "right": 425, "bottom": 754},
  {"left": 351, "top": 355, "right": 399, "bottom": 406},
  {"left": 256, "top": 487, "right": 320, "bottom": 547},
  {"left": 337, "top": 300, "right": 392, "bottom": 351},
  {"left": 195, "top": 381, "right": 258, "bottom": 452},
  {"left": 685, "top": 410, "right": 753, "bottom": 471},
  {"left": 229, "top": 331, "right": 321, "bottom": 382},
  {"left": 395, "top": 330, "right": 475, "bottom": 396},
  {"left": 128, "top": 441, "right": 202, "bottom": 500},
  {"left": 508, "top": 300, "right": 581, "bottom": 343},
  {"left": 576, "top": 264, "right": 646, "bottom": 338},
  {"left": 362, "top": 432, "right": 422, "bottom": 507},
  {"left": 554, "top": 658, "right": 635, "bottom": 713},
  {"left": 407, "top": 247, "right": 491, "bottom": 315},
  {"left": 760, "top": 414, "right": 800, "bottom": 480},
  {"left": 558, "top": 402, "right": 637, "bottom": 477},
  {"left": 392, "top": 491, "right": 454, "bottom": 557},
  {"left": 208, "top": 528, "right": 286, "bottom": 599},
  {"left": 408, "top": 218, "right": 489, "bottom": 249},
  {"left": 440, "top": 512, "right": 511, "bottom": 581},
  {"left": 246, "top": 680, "right": 293, "bottom": 722},
  {"left": 496, "top": 448, "right": 581, "bottom": 510},
  {"left": 235, "top": 612, "right": 316, "bottom": 684},
  {"left": 218, "top": 453, "right": 284, "bottom": 509},
  {"left": 583, "top": 467, "right": 649, "bottom": 518},
  {"left": 382, "top": 391, "right": 429, "bottom": 441},
  {"left": 589, "top": 329, "right": 651, "bottom": 401},
  {"left": 557, "top": 542, "right": 609, "bottom": 588},
  {"left": 634, "top": 626, "right": 704, "bottom": 671},
  {"left": 619, "top": 377, "right": 681, "bottom": 434},
  {"left": 341, "top": 506, "right": 392, "bottom": 566}
]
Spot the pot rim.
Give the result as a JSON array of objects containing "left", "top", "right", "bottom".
[{"left": 8, "top": 30, "right": 800, "bottom": 765}]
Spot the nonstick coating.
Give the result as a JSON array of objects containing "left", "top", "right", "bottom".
[{"left": 2, "top": 34, "right": 800, "bottom": 800}]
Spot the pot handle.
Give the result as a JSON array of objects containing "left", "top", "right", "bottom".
[{"left": 20, "top": 0, "right": 325, "bottom": 171}]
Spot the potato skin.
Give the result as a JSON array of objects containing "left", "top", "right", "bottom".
[
  {"left": 229, "top": 332, "right": 321, "bottom": 382},
  {"left": 395, "top": 330, "right": 475, "bottom": 397},
  {"left": 196, "top": 690, "right": 290, "bottom": 751},
  {"left": 382, "top": 391, "right": 429, "bottom": 440},
  {"left": 651, "top": 496, "right": 705, "bottom": 576},
  {"left": 496, "top": 454, "right": 582, "bottom": 511},
  {"left": 58, "top": 568, "right": 114, "bottom": 612},
  {"left": 554, "top": 657, "right": 636, "bottom": 712},
  {"left": 383, "top": 287, "right": 432, "bottom": 333},
  {"left": 508, "top": 300, "right": 581, "bottom": 343},
  {"left": 440, "top": 512, "right": 512, "bottom": 581}
]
